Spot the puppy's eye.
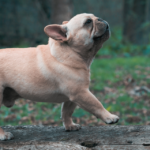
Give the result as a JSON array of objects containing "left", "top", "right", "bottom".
[{"left": 85, "top": 19, "right": 92, "bottom": 24}]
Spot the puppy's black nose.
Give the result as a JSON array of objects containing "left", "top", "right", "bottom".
[
  {"left": 106, "top": 25, "right": 109, "bottom": 30},
  {"left": 103, "top": 21, "right": 109, "bottom": 30}
]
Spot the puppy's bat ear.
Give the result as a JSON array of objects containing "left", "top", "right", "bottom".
[
  {"left": 44, "top": 25, "right": 67, "bottom": 42},
  {"left": 62, "top": 21, "right": 68, "bottom": 25}
]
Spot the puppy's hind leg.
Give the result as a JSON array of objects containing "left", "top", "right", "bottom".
[
  {"left": 61, "top": 101, "right": 81, "bottom": 131},
  {"left": 0, "top": 88, "right": 14, "bottom": 140}
]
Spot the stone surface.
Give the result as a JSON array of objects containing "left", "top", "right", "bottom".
[{"left": 0, "top": 125, "right": 150, "bottom": 150}]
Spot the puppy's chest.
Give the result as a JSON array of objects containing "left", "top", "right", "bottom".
[{"left": 37, "top": 49, "right": 89, "bottom": 88}]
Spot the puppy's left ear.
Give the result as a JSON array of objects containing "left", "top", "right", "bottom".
[{"left": 44, "top": 25, "right": 67, "bottom": 42}]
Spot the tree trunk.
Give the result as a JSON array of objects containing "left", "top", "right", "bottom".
[
  {"left": 50, "top": 0, "right": 72, "bottom": 24},
  {"left": 123, "top": 0, "right": 148, "bottom": 45}
]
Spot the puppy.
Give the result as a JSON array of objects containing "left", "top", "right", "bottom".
[{"left": 0, "top": 13, "right": 119, "bottom": 140}]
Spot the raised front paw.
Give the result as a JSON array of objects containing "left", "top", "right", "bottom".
[
  {"left": 0, "top": 132, "right": 14, "bottom": 141},
  {"left": 104, "top": 114, "right": 119, "bottom": 124},
  {"left": 64, "top": 123, "right": 81, "bottom": 131}
]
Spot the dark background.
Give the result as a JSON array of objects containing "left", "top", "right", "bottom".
[{"left": 0, "top": 0, "right": 149, "bottom": 49}]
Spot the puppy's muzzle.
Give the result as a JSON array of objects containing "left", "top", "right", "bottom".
[
  {"left": 93, "top": 18, "right": 110, "bottom": 41},
  {"left": 97, "top": 18, "right": 109, "bottom": 31}
]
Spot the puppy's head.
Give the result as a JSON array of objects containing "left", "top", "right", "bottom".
[{"left": 44, "top": 13, "right": 110, "bottom": 57}]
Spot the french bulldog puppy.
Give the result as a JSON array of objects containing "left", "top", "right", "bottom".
[{"left": 0, "top": 13, "right": 119, "bottom": 140}]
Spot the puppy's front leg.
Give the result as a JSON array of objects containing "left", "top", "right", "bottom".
[
  {"left": 70, "top": 89, "right": 119, "bottom": 124},
  {"left": 61, "top": 101, "right": 81, "bottom": 131}
]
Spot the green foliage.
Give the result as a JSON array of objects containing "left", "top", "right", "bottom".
[{"left": 91, "top": 56, "right": 150, "bottom": 90}]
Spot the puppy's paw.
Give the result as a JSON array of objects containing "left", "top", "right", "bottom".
[
  {"left": 0, "top": 132, "right": 14, "bottom": 141},
  {"left": 104, "top": 114, "right": 119, "bottom": 124},
  {"left": 64, "top": 123, "right": 81, "bottom": 131}
]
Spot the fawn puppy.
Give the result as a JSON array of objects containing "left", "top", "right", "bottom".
[{"left": 0, "top": 13, "right": 119, "bottom": 140}]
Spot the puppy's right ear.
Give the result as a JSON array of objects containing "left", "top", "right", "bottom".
[{"left": 44, "top": 25, "right": 67, "bottom": 42}]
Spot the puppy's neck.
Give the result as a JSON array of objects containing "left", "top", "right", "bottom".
[{"left": 49, "top": 38, "right": 89, "bottom": 70}]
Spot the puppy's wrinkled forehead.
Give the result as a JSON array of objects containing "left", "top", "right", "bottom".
[{"left": 67, "top": 13, "right": 95, "bottom": 29}]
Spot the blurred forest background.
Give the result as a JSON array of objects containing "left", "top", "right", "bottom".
[{"left": 0, "top": 0, "right": 150, "bottom": 127}]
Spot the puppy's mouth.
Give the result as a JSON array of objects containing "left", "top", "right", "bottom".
[{"left": 93, "top": 34, "right": 105, "bottom": 41}]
